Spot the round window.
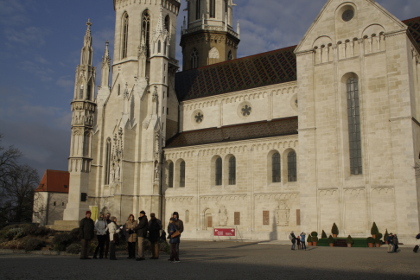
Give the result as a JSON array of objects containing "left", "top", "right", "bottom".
[{"left": 342, "top": 9, "right": 354, "bottom": 22}]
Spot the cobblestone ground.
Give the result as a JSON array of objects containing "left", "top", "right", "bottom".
[{"left": 0, "top": 241, "right": 419, "bottom": 280}]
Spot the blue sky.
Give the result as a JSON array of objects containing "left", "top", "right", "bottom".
[{"left": 0, "top": 0, "right": 419, "bottom": 177}]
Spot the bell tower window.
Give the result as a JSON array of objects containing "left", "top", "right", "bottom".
[
  {"left": 142, "top": 10, "right": 151, "bottom": 57},
  {"left": 121, "top": 13, "right": 129, "bottom": 59},
  {"left": 210, "top": 0, "right": 216, "bottom": 18},
  {"left": 191, "top": 48, "right": 199, "bottom": 69}
]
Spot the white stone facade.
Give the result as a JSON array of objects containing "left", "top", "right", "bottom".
[{"left": 62, "top": 0, "right": 420, "bottom": 244}]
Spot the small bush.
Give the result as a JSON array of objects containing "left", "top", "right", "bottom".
[
  {"left": 0, "top": 240, "right": 22, "bottom": 249},
  {"left": 331, "top": 223, "right": 339, "bottom": 235},
  {"left": 23, "top": 238, "right": 45, "bottom": 251},
  {"left": 311, "top": 236, "right": 319, "bottom": 242},
  {"left": 66, "top": 243, "right": 82, "bottom": 254},
  {"left": 384, "top": 229, "right": 389, "bottom": 242},
  {"left": 371, "top": 222, "right": 379, "bottom": 235},
  {"left": 34, "top": 226, "right": 54, "bottom": 236},
  {"left": 70, "top": 228, "right": 80, "bottom": 240},
  {"left": 53, "top": 233, "right": 74, "bottom": 251},
  {"left": 6, "top": 228, "right": 26, "bottom": 240},
  {"left": 346, "top": 235, "right": 354, "bottom": 244},
  {"left": 367, "top": 237, "right": 375, "bottom": 243},
  {"left": 310, "top": 231, "right": 318, "bottom": 237},
  {"left": 21, "top": 224, "right": 38, "bottom": 236},
  {"left": 321, "top": 230, "right": 327, "bottom": 239},
  {"left": 159, "top": 241, "right": 170, "bottom": 253},
  {"left": 307, "top": 235, "right": 312, "bottom": 243},
  {"left": 328, "top": 235, "right": 335, "bottom": 244}
]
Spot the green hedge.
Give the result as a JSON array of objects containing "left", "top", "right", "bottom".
[{"left": 317, "top": 237, "right": 369, "bottom": 247}]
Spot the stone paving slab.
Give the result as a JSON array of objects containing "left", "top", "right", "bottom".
[{"left": 0, "top": 241, "right": 419, "bottom": 280}]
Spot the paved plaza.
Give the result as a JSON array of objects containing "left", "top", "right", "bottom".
[{"left": 0, "top": 241, "right": 419, "bottom": 280}]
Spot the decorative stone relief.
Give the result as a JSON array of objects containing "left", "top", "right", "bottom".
[
  {"left": 218, "top": 205, "right": 228, "bottom": 226},
  {"left": 275, "top": 200, "right": 290, "bottom": 226},
  {"left": 238, "top": 102, "right": 252, "bottom": 117},
  {"left": 110, "top": 128, "right": 123, "bottom": 183}
]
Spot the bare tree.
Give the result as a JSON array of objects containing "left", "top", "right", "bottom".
[{"left": 0, "top": 134, "right": 39, "bottom": 225}]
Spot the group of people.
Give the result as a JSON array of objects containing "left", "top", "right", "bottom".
[
  {"left": 289, "top": 231, "right": 306, "bottom": 250},
  {"left": 386, "top": 233, "right": 399, "bottom": 253},
  {"left": 78, "top": 210, "right": 184, "bottom": 263}
]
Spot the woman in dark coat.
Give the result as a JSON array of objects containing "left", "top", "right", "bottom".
[{"left": 168, "top": 218, "right": 180, "bottom": 263}]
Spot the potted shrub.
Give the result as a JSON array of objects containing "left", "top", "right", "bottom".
[
  {"left": 331, "top": 223, "right": 339, "bottom": 238},
  {"left": 371, "top": 222, "right": 379, "bottom": 239},
  {"left": 321, "top": 230, "right": 327, "bottom": 239},
  {"left": 367, "top": 237, "right": 375, "bottom": 247},
  {"left": 328, "top": 235, "right": 335, "bottom": 247},
  {"left": 346, "top": 235, "right": 354, "bottom": 247},
  {"left": 311, "top": 231, "right": 318, "bottom": 246},
  {"left": 384, "top": 229, "right": 389, "bottom": 244},
  {"left": 307, "top": 234, "right": 313, "bottom": 246},
  {"left": 375, "top": 233, "right": 383, "bottom": 247}
]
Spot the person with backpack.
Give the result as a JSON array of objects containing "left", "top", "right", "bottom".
[
  {"left": 148, "top": 213, "right": 162, "bottom": 259},
  {"left": 289, "top": 231, "right": 297, "bottom": 250}
]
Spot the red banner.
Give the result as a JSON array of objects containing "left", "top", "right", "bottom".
[{"left": 214, "top": 228, "right": 236, "bottom": 236}]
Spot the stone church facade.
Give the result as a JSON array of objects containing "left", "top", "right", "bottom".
[{"left": 62, "top": 0, "right": 420, "bottom": 243}]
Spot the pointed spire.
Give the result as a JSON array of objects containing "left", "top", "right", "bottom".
[
  {"left": 100, "top": 41, "right": 111, "bottom": 88},
  {"left": 80, "top": 19, "right": 93, "bottom": 65},
  {"left": 102, "top": 41, "right": 111, "bottom": 67}
]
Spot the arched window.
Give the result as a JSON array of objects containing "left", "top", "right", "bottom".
[
  {"left": 196, "top": 0, "right": 201, "bottom": 20},
  {"left": 225, "top": 0, "right": 229, "bottom": 13},
  {"left": 228, "top": 156, "right": 236, "bottom": 185},
  {"left": 158, "top": 40, "right": 161, "bottom": 53},
  {"left": 215, "top": 157, "right": 222, "bottom": 185},
  {"left": 87, "top": 85, "right": 91, "bottom": 100},
  {"left": 191, "top": 48, "right": 199, "bottom": 68},
  {"left": 104, "top": 138, "right": 111, "bottom": 185},
  {"left": 179, "top": 160, "right": 186, "bottom": 187},
  {"left": 210, "top": 0, "right": 216, "bottom": 18},
  {"left": 272, "top": 152, "right": 281, "bottom": 183},
  {"left": 121, "top": 13, "right": 129, "bottom": 58},
  {"left": 347, "top": 77, "right": 362, "bottom": 175},
  {"left": 287, "top": 151, "right": 297, "bottom": 182},
  {"left": 164, "top": 40, "right": 167, "bottom": 55},
  {"left": 142, "top": 10, "right": 151, "bottom": 57},
  {"left": 168, "top": 162, "right": 174, "bottom": 188}
]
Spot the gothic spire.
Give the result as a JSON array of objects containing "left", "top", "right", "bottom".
[
  {"left": 80, "top": 19, "right": 93, "bottom": 66},
  {"left": 100, "top": 41, "right": 111, "bottom": 88}
]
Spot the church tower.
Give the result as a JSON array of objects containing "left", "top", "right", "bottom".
[
  {"left": 180, "top": 0, "right": 240, "bottom": 70},
  {"left": 63, "top": 20, "right": 97, "bottom": 220}
]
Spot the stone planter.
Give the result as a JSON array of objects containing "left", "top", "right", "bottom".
[
  {"left": 347, "top": 244, "right": 352, "bottom": 247},
  {"left": 307, "top": 242, "right": 313, "bottom": 246},
  {"left": 312, "top": 242, "right": 317, "bottom": 246},
  {"left": 332, "top": 234, "right": 337, "bottom": 238},
  {"left": 329, "top": 243, "right": 334, "bottom": 247},
  {"left": 368, "top": 243, "right": 374, "bottom": 247},
  {"left": 375, "top": 243, "right": 381, "bottom": 247}
]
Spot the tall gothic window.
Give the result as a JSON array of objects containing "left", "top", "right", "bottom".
[
  {"left": 158, "top": 40, "right": 161, "bottom": 53},
  {"left": 228, "top": 50, "right": 233, "bottom": 60},
  {"left": 179, "top": 160, "right": 186, "bottom": 187},
  {"left": 168, "top": 162, "right": 174, "bottom": 188},
  {"left": 347, "top": 77, "right": 362, "bottom": 175},
  {"left": 121, "top": 13, "right": 129, "bottom": 58},
  {"left": 215, "top": 157, "right": 222, "bottom": 185},
  {"left": 191, "top": 48, "right": 199, "bottom": 68},
  {"left": 288, "top": 150, "right": 297, "bottom": 182},
  {"left": 272, "top": 152, "right": 281, "bottom": 183},
  {"left": 142, "top": 10, "right": 151, "bottom": 57},
  {"left": 104, "top": 138, "right": 111, "bottom": 185},
  {"left": 210, "top": 0, "right": 216, "bottom": 18},
  {"left": 228, "top": 156, "right": 236, "bottom": 185},
  {"left": 225, "top": 0, "right": 228, "bottom": 13},
  {"left": 196, "top": 0, "right": 201, "bottom": 20},
  {"left": 87, "top": 85, "right": 91, "bottom": 100}
]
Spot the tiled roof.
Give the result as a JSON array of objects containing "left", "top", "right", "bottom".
[
  {"left": 35, "top": 170, "right": 69, "bottom": 193},
  {"left": 403, "top": 16, "right": 420, "bottom": 47},
  {"left": 175, "top": 46, "right": 297, "bottom": 102},
  {"left": 165, "top": 117, "right": 298, "bottom": 148}
]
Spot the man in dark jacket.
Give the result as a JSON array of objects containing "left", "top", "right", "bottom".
[
  {"left": 148, "top": 213, "right": 162, "bottom": 259},
  {"left": 79, "top": 210, "right": 95, "bottom": 259},
  {"left": 172, "top": 212, "right": 184, "bottom": 256},
  {"left": 134, "top": 210, "right": 148, "bottom": 260}
]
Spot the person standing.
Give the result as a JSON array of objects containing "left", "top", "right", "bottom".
[
  {"left": 172, "top": 212, "right": 184, "bottom": 256},
  {"left": 300, "top": 232, "right": 306, "bottom": 251},
  {"left": 387, "top": 233, "right": 394, "bottom": 253},
  {"left": 134, "top": 210, "right": 148, "bottom": 261},
  {"left": 393, "top": 234, "right": 399, "bottom": 253},
  {"left": 93, "top": 213, "right": 107, "bottom": 259},
  {"left": 125, "top": 214, "right": 138, "bottom": 259},
  {"left": 79, "top": 210, "right": 95, "bottom": 259},
  {"left": 104, "top": 212, "right": 111, "bottom": 259},
  {"left": 148, "top": 213, "right": 162, "bottom": 259},
  {"left": 168, "top": 218, "right": 180, "bottom": 263},
  {"left": 289, "top": 231, "right": 296, "bottom": 250},
  {"left": 108, "top": 216, "right": 122, "bottom": 260}
]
